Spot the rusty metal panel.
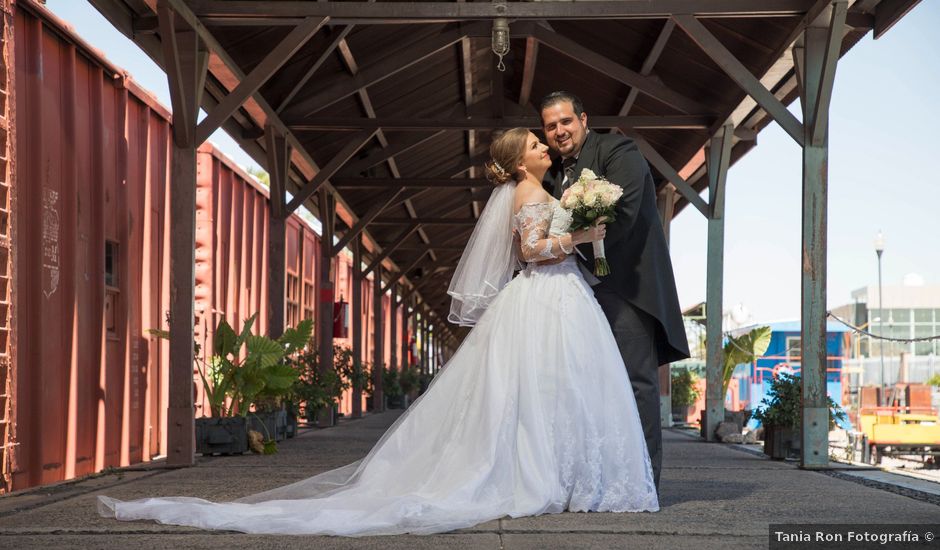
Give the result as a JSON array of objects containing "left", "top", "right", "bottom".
[
  {"left": 11, "top": 3, "right": 174, "bottom": 491},
  {"left": 10, "top": 1, "right": 393, "bottom": 490},
  {"left": 0, "top": 0, "right": 16, "bottom": 494}
]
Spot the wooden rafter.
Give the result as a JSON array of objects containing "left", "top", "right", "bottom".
[
  {"left": 283, "top": 23, "right": 486, "bottom": 120},
  {"left": 286, "top": 129, "right": 377, "bottom": 213},
  {"left": 290, "top": 115, "right": 712, "bottom": 131},
  {"left": 195, "top": 15, "right": 327, "bottom": 144},
  {"left": 533, "top": 25, "right": 709, "bottom": 115},
  {"left": 188, "top": 1, "right": 820, "bottom": 23},
  {"left": 674, "top": 14, "right": 805, "bottom": 146}
]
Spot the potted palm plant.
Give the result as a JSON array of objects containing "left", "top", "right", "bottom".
[
  {"left": 245, "top": 319, "right": 312, "bottom": 444},
  {"left": 722, "top": 326, "right": 771, "bottom": 430},
  {"left": 753, "top": 372, "right": 846, "bottom": 460}
]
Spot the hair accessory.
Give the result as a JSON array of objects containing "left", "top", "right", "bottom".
[{"left": 491, "top": 160, "right": 508, "bottom": 178}]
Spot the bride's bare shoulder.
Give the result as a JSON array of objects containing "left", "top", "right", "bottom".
[{"left": 513, "top": 182, "right": 551, "bottom": 213}]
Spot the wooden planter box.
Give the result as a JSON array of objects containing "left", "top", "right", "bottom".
[
  {"left": 248, "top": 411, "right": 287, "bottom": 442},
  {"left": 312, "top": 404, "right": 339, "bottom": 428},
  {"left": 196, "top": 417, "right": 249, "bottom": 456},
  {"left": 285, "top": 412, "right": 298, "bottom": 438},
  {"left": 763, "top": 425, "right": 801, "bottom": 460}
]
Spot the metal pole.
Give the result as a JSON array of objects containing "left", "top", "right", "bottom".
[{"left": 877, "top": 249, "right": 885, "bottom": 406}]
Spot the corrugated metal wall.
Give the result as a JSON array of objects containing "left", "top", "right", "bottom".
[
  {"left": 8, "top": 2, "right": 404, "bottom": 493},
  {"left": 12, "top": 3, "right": 174, "bottom": 489},
  {"left": 1, "top": 0, "right": 17, "bottom": 492}
]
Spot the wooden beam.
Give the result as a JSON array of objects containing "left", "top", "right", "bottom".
[
  {"left": 363, "top": 224, "right": 421, "bottom": 277},
  {"left": 371, "top": 218, "right": 477, "bottom": 226},
  {"left": 340, "top": 131, "right": 448, "bottom": 176},
  {"left": 316, "top": 189, "right": 336, "bottom": 383},
  {"left": 188, "top": 1, "right": 819, "bottom": 23},
  {"left": 624, "top": 131, "right": 710, "bottom": 218},
  {"left": 372, "top": 264, "right": 385, "bottom": 412},
  {"left": 276, "top": 26, "right": 352, "bottom": 113},
  {"left": 195, "top": 16, "right": 327, "bottom": 144},
  {"left": 810, "top": 2, "right": 847, "bottom": 147},
  {"left": 333, "top": 178, "right": 487, "bottom": 189},
  {"left": 383, "top": 250, "right": 432, "bottom": 292},
  {"left": 618, "top": 19, "right": 675, "bottom": 116},
  {"left": 351, "top": 235, "right": 363, "bottom": 418},
  {"left": 703, "top": 124, "right": 733, "bottom": 442},
  {"left": 283, "top": 23, "right": 483, "bottom": 120},
  {"left": 874, "top": 0, "right": 922, "bottom": 39},
  {"left": 286, "top": 129, "right": 378, "bottom": 213},
  {"left": 264, "top": 125, "right": 291, "bottom": 338},
  {"left": 157, "top": 0, "right": 208, "bottom": 468},
  {"left": 519, "top": 37, "right": 539, "bottom": 107},
  {"left": 395, "top": 246, "right": 465, "bottom": 252},
  {"left": 673, "top": 14, "right": 805, "bottom": 146},
  {"left": 157, "top": 4, "right": 207, "bottom": 147},
  {"left": 332, "top": 188, "right": 407, "bottom": 255},
  {"left": 533, "top": 25, "right": 709, "bottom": 115},
  {"left": 290, "top": 115, "right": 712, "bottom": 131}
]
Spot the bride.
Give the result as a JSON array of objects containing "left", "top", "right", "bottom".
[{"left": 97, "top": 128, "right": 659, "bottom": 536}]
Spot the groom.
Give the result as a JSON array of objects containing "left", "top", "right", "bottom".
[{"left": 540, "top": 91, "right": 689, "bottom": 491}]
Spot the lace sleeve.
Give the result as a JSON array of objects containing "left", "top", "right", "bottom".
[{"left": 514, "top": 203, "right": 573, "bottom": 262}]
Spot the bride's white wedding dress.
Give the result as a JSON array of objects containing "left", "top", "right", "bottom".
[{"left": 97, "top": 198, "right": 658, "bottom": 536}]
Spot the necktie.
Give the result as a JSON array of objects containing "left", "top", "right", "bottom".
[{"left": 562, "top": 157, "right": 576, "bottom": 188}]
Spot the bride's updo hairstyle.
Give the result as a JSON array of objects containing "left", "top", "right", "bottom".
[{"left": 484, "top": 128, "right": 529, "bottom": 185}]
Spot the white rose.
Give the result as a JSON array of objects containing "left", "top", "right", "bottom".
[
  {"left": 583, "top": 189, "right": 599, "bottom": 206},
  {"left": 579, "top": 168, "right": 598, "bottom": 182}
]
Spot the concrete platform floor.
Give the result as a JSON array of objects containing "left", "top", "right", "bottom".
[{"left": 1, "top": 411, "right": 937, "bottom": 549}]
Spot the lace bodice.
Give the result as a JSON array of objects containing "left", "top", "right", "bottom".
[{"left": 513, "top": 200, "right": 574, "bottom": 263}]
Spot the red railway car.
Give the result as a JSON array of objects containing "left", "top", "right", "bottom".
[{"left": 7, "top": 1, "right": 399, "bottom": 493}]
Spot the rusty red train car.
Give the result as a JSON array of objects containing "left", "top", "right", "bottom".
[{"left": 8, "top": 1, "right": 400, "bottom": 493}]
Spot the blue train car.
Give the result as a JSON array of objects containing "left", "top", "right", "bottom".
[{"left": 732, "top": 321, "right": 851, "bottom": 428}]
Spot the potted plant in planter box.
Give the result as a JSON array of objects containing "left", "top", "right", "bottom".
[
  {"left": 289, "top": 344, "right": 352, "bottom": 428},
  {"left": 753, "top": 372, "right": 846, "bottom": 460},
  {"left": 383, "top": 366, "right": 405, "bottom": 409},
  {"left": 398, "top": 366, "right": 419, "bottom": 408},
  {"left": 671, "top": 369, "right": 700, "bottom": 424},
  {"left": 294, "top": 344, "right": 353, "bottom": 428},
  {"left": 148, "top": 321, "right": 251, "bottom": 456},
  {"left": 247, "top": 319, "right": 312, "bottom": 443}
]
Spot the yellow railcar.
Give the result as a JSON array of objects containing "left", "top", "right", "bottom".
[{"left": 858, "top": 409, "right": 940, "bottom": 465}]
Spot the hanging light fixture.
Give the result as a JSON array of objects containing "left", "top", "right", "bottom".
[{"left": 491, "top": 1, "right": 510, "bottom": 72}]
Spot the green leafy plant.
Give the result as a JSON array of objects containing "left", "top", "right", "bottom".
[
  {"left": 334, "top": 348, "right": 371, "bottom": 396},
  {"left": 252, "top": 319, "right": 314, "bottom": 412},
  {"left": 927, "top": 374, "right": 940, "bottom": 388},
  {"left": 212, "top": 315, "right": 309, "bottom": 417},
  {"left": 671, "top": 369, "right": 700, "bottom": 408},
  {"left": 147, "top": 319, "right": 231, "bottom": 417},
  {"left": 753, "top": 373, "right": 845, "bottom": 430},
  {"left": 399, "top": 366, "right": 419, "bottom": 395},
  {"left": 286, "top": 344, "right": 354, "bottom": 418},
  {"left": 382, "top": 366, "right": 403, "bottom": 398},
  {"left": 722, "top": 326, "right": 772, "bottom": 399}
]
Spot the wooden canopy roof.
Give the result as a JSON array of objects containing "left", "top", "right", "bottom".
[{"left": 87, "top": 0, "right": 919, "bottom": 336}]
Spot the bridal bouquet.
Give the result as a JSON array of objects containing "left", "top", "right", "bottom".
[{"left": 560, "top": 168, "right": 623, "bottom": 276}]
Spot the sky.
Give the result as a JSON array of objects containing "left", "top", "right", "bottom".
[{"left": 43, "top": 1, "right": 940, "bottom": 324}]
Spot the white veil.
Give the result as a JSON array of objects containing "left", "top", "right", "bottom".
[{"left": 447, "top": 181, "right": 520, "bottom": 326}]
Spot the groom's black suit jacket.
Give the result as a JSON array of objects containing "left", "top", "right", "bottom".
[{"left": 545, "top": 131, "right": 690, "bottom": 364}]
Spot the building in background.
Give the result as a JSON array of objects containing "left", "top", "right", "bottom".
[{"left": 831, "top": 282, "right": 940, "bottom": 359}]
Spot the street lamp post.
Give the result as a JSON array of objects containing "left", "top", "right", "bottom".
[{"left": 874, "top": 230, "right": 886, "bottom": 406}]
